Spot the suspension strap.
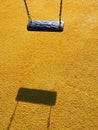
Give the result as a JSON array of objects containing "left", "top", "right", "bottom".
[
  {"left": 24, "top": 0, "right": 32, "bottom": 21},
  {"left": 24, "top": 0, "right": 63, "bottom": 23},
  {"left": 59, "top": 0, "right": 63, "bottom": 24}
]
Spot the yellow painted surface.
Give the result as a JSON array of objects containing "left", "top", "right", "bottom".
[{"left": 0, "top": 0, "right": 98, "bottom": 130}]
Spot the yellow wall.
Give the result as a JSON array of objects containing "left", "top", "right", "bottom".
[{"left": 0, "top": 0, "right": 98, "bottom": 130}]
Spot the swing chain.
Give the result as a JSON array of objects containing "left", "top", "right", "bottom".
[
  {"left": 24, "top": 0, "right": 63, "bottom": 22},
  {"left": 24, "top": 0, "right": 32, "bottom": 21}
]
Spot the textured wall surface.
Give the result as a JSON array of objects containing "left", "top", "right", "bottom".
[{"left": 0, "top": 0, "right": 98, "bottom": 130}]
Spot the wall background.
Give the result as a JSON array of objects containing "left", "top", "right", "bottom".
[{"left": 0, "top": 0, "right": 98, "bottom": 130}]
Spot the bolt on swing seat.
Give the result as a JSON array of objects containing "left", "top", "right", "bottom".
[{"left": 24, "top": 0, "right": 64, "bottom": 32}]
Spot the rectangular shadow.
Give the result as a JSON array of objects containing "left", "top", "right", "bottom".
[{"left": 16, "top": 88, "right": 57, "bottom": 106}]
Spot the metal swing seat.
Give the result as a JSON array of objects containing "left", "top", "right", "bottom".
[
  {"left": 24, "top": 0, "right": 64, "bottom": 32},
  {"left": 27, "top": 20, "right": 64, "bottom": 32}
]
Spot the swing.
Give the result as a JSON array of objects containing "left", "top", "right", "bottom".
[{"left": 24, "top": 0, "right": 64, "bottom": 32}]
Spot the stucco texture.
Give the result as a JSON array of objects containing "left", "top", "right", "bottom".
[{"left": 0, "top": 0, "right": 98, "bottom": 130}]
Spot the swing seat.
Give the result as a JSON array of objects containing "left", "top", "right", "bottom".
[{"left": 27, "top": 20, "right": 64, "bottom": 32}]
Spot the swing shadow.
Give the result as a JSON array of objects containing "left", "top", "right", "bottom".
[
  {"left": 16, "top": 87, "right": 57, "bottom": 105},
  {"left": 16, "top": 88, "right": 57, "bottom": 130},
  {"left": 7, "top": 88, "right": 57, "bottom": 130}
]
